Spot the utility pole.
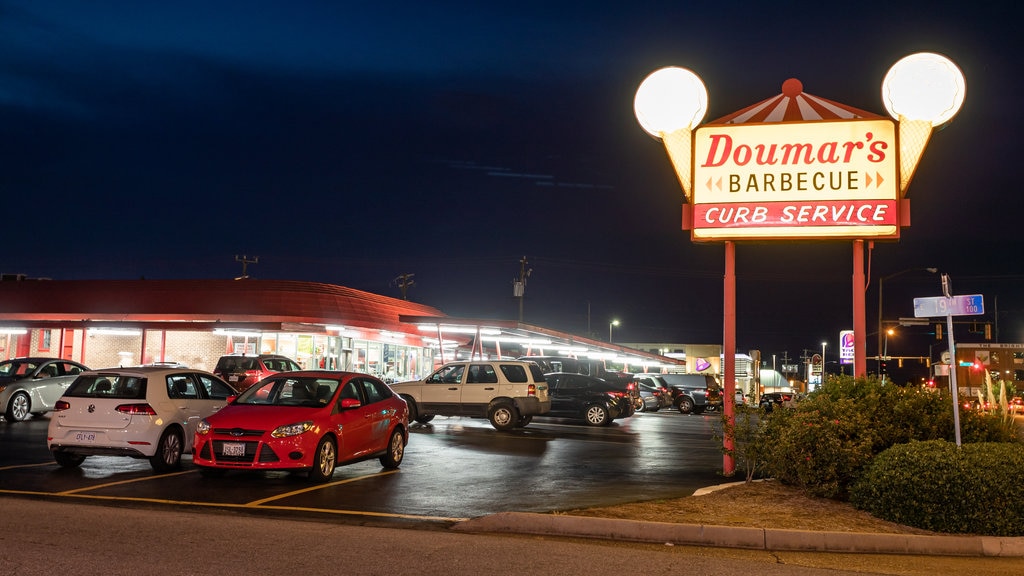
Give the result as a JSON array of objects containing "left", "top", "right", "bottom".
[
  {"left": 512, "top": 256, "right": 531, "bottom": 322},
  {"left": 234, "top": 255, "right": 258, "bottom": 279},
  {"left": 391, "top": 273, "right": 416, "bottom": 300}
]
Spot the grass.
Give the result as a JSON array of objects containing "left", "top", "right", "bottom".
[{"left": 562, "top": 479, "right": 938, "bottom": 535}]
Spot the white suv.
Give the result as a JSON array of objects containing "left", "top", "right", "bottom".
[{"left": 390, "top": 361, "right": 550, "bottom": 430}]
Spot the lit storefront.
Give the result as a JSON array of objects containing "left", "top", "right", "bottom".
[{"left": 0, "top": 278, "right": 681, "bottom": 379}]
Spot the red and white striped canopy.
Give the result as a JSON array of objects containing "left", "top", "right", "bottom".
[{"left": 709, "top": 78, "right": 881, "bottom": 124}]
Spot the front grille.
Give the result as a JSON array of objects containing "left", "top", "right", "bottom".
[{"left": 213, "top": 427, "right": 264, "bottom": 437}]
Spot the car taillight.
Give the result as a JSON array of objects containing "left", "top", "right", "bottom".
[
  {"left": 527, "top": 384, "right": 536, "bottom": 396},
  {"left": 607, "top": 391, "right": 626, "bottom": 398},
  {"left": 53, "top": 400, "right": 71, "bottom": 411},
  {"left": 116, "top": 404, "right": 157, "bottom": 415}
]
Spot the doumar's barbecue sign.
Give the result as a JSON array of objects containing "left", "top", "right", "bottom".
[{"left": 691, "top": 118, "right": 899, "bottom": 240}]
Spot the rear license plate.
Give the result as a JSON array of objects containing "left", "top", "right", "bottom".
[
  {"left": 73, "top": 431, "right": 96, "bottom": 442},
  {"left": 222, "top": 442, "right": 245, "bottom": 457},
  {"left": 228, "top": 375, "right": 239, "bottom": 382}
]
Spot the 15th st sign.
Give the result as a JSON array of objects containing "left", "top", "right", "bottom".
[{"left": 691, "top": 119, "right": 899, "bottom": 240}]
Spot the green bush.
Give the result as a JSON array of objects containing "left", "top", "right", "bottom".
[
  {"left": 850, "top": 440, "right": 1024, "bottom": 536},
  {"left": 757, "top": 375, "right": 1019, "bottom": 500}
]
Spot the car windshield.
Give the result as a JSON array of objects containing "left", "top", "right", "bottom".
[
  {"left": 65, "top": 375, "right": 146, "bottom": 399},
  {"left": 235, "top": 376, "right": 339, "bottom": 407}
]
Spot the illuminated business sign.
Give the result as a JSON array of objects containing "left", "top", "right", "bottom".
[{"left": 691, "top": 119, "right": 899, "bottom": 240}]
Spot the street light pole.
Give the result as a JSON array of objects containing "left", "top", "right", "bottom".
[
  {"left": 876, "top": 267, "right": 937, "bottom": 376},
  {"left": 821, "top": 341, "right": 827, "bottom": 382},
  {"left": 609, "top": 319, "right": 620, "bottom": 342}
]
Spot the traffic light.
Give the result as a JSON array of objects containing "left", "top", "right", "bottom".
[
  {"left": 880, "top": 361, "right": 887, "bottom": 375},
  {"left": 935, "top": 323, "right": 942, "bottom": 339},
  {"left": 985, "top": 323, "right": 992, "bottom": 340}
]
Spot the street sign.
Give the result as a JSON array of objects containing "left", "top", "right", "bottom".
[
  {"left": 897, "top": 317, "right": 929, "bottom": 326},
  {"left": 913, "top": 294, "right": 984, "bottom": 318}
]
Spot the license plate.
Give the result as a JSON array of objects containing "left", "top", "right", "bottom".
[
  {"left": 228, "top": 375, "right": 239, "bottom": 382},
  {"left": 222, "top": 442, "right": 245, "bottom": 456},
  {"left": 74, "top": 431, "right": 96, "bottom": 442}
]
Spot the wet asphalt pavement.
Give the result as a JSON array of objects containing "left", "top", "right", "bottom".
[{"left": 0, "top": 408, "right": 725, "bottom": 522}]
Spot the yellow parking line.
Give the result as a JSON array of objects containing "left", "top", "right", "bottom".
[
  {"left": 58, "top": 469, "right": 194, "bottom": 495},
  {"left": 245, "top": 470, "right": 399, "bottom": 506},
  {"left": 0, "top": 490, "right": 468, "bottom": 523},
  {"left": 0, "top": 462, "right": 53, "bottom": 471}
]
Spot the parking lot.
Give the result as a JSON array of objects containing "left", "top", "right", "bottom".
[{"left": 0, "top": 410, "right": 726, "bottom": 524}]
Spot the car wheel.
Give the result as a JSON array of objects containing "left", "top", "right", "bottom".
[
  {"left": 584, "top": 404, "right": 610, "bottom": 426},
  {"left": 515, "top": 415, "right": 532, "bottom": 427},
  {"left": 488, "top": 402, "right": 517, "bottom": 431},
  {"left": 677, "top": 397, "right": 694, "bottom": 414},
  {"left": 6, "top": 391, "right": 32, "bottom": 421},
  {"left": 415, "top": 414, "right": 435, "bottom": 424},
  {"left": 150, "top": 428, "right": 183, "bottom": 473},
  {"left": 54, "top": 451, "right": 86, "bottom": 468},
  {"left": 636, "top": 399, "right": 647, "bottom": 413},
  {"left": 308, "top": 436, "right": 337, "bottom": 482},
  {"left": 379, "top": 428, "right": 405, "bottom": 469}
]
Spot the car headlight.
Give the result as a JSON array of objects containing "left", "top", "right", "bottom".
[
  {"left": 271, "top": 421, "right": 314, "bottom": 438},
  {"left": 196, "top": 419, "right": 211, "bottom": 435}
]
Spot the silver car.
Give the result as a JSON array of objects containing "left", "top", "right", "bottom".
[{"left": 0, "top": 357, "right": 89, "bottom": 421}]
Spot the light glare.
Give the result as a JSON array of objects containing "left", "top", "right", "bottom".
[
  {"left": 634, "top": 67, "right": 708, "bottom": 137},
  {"left": 882, "top": 53, "right": 965, "bottom": 125}
]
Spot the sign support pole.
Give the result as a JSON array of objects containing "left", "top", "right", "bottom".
[{"left": 946, "top": 309, "right": 962, "bottom": 447}]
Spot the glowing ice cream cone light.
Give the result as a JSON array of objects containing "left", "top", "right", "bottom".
[
  {"left": 634, "top": 67, "right": 708, "bottom": 200},
  {"left": 882, "top": 52, "right": 966, "bottom": 194}
]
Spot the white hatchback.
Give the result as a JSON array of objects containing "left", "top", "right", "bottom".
[{"left": 47, "top": 367, "right": 235, "bottom": 472}]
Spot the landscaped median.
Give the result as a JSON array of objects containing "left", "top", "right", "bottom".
[{"left": 451, "top": 512, "right": 1024, "bottom": 557}]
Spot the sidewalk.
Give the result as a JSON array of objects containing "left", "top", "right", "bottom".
[{"left": 452, "top": 512, "right": 1024, "bottom": 557}]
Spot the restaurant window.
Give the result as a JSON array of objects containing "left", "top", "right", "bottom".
[{"left": 38, "top": 329, "right": 52, "bottom": 352}]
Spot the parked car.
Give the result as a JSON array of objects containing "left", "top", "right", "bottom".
[
  {"left": 543, "top": 372, "right": 633, "bottom": 425},
  {"left": 635, "top": 374, "right": 673, "bottom": 409},
  {"left": 213, "top": 354, "right": 301, "bottom": 392},
  {"left": 48, "top": 367, "right": 236, "bottom": 472},
  {"left": 193, "top": 371, "right": 408, "bottom": 482},
  {"left": 734, "top": 390, "right": 747, "bottom": 406},
  {"left": 0, "top": 357, "right": 89, "bottom": 422},
  {"left": 597, "top": 372, "right": 639, "bottom": 416},
  {"left": 658, "top": 373, "right": 723, "bottom": 415},
  {"left": 390, "top": 361, "right": 550, "bottom": 430},
  {"left": 636, "top": 382, "right": 664, "bottom": 412},
  {"left": 759, "top": 391, "right": 797, "bottom": 412}
]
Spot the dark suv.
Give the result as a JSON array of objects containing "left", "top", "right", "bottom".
[
  {"left": 213, "top": 354, "right": 301, "bottom": 392},
  {"left": 543, "top": 372, "right": 633, "bottom": 426},
  {"left": 658, "top": 373, "right": 723, "bottom": 415}
]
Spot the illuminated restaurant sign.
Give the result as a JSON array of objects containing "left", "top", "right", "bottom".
[{"left": 691, "top": 119, "right": 898, "bottom": 240}]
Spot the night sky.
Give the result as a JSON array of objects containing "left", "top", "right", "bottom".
[{"left": 2, "top": 1, "right": 1020, "bottom": 377}]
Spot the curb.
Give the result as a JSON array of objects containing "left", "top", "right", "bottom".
[{"left": 451, "top": 512, "right": 1024, "bottom": 557}]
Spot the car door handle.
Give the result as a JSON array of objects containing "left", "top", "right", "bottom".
[
  {"left": 448, "top": 387, "right": 459, "bottom": 391},
  {"left": 483, "top": 387, "right": 495, "bottom": 391}
]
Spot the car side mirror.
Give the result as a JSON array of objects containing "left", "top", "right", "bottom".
[{"left": 339, "top": 398, "right": 362, "bottom": 410}]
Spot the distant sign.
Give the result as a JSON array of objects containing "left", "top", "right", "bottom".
[
  {"left": 839, "top": 330, "right": 854, "bottom": 364},
  {"left": 913, "top": 294, "right": 984, "bottom": 317}
]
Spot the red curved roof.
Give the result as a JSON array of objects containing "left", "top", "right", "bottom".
[
  {"left": 710, "top": 78, "right": 882, "bottom": 125},
  {"left": 0, "top": 279, "right": 446, "bottom": 332}
]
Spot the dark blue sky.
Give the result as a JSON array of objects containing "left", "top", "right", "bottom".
[{"left": 2, "top": 1, "right": 1020, "bottom": 372}]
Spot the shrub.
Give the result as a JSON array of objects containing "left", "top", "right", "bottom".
[
  {"left": 757, "top": 375, "right": 1019, "bottom": 500},
  {"left": 850, "top": 440, "right": 1024, "bottom": 536}
]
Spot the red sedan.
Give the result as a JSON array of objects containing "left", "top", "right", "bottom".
[{"left": 193, "top": 371, "right": 408, "bottom": 482}]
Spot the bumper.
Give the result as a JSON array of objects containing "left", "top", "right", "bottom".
[{"left": 515, "top": 397, "right": 551, "bottom": 416}]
